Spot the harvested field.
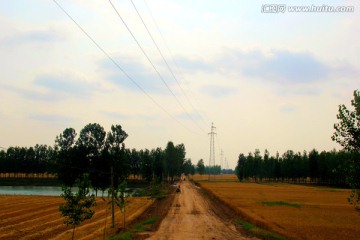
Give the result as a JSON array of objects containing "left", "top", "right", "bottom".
[
  {"left": 199, "top": 182, "right": 360, "bottom": 240},
  {"left": 191, "top": 174, "right": 238, "bottom": 181},
  {"left": 0, "top": 195, "right": 153, "bottom": 240}
]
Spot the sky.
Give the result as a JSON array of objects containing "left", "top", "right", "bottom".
[{"left": 0, "top": 0, "right": 359, "bottom": 169}]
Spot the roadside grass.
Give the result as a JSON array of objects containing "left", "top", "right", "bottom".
[
  {"left": 107, "top": 217, "right": 159, "bottom": 240},
  {"left": 194, "top": 179, "right": 239, "bottom": 182},
  {"left": 260, "top": 201, "right": 301, "bottom": 208},
  {"left": 318, "top": 189, "right": 344, "bottom": 192},
  {"left": 235, "top": 219, "right": 287, "bottom": 240}
]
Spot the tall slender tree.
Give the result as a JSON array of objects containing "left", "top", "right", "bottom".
[{"left": 332, "top": 90, "right": 360, "bottom": 212}]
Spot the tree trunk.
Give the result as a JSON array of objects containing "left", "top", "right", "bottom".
[{"left": 72, "top": 225, "right": 76, "bottom": 240}]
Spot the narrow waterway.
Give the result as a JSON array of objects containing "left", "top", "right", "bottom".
[
  {"left": 0, "top": 186, "right": 138, "bottom": 196},
  {"left": 0, "top": 186, "right": 67, "bottom": 196}
]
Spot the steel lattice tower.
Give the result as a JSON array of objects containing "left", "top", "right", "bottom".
[{"left": 208, "top": 123, "right": 216, "bottom": 181}]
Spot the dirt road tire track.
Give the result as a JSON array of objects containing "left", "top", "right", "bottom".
[{"left": 145, "top": 181, "right": 254, "bottom": 240}]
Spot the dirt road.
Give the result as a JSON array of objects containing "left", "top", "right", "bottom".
[{"left": 147, "top": 181, "right": 250, "bottom": 240}]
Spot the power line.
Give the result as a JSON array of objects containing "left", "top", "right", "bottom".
[
  {"left": 131, "top": 0, "right": 207, "bottom": 130},
  {"left": 109, "top": 0, "right": 206, "bottom": 134},
  {"left": 52, "top": 0, "right": 198, "bottom": 135},
  {"left": 143, "top": 0, "right": 209, "bottom": 127}
]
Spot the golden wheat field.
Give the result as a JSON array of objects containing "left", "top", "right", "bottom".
[
  {"left": 0, "top": 195, "right": 153, "bottom": 240},
  {"left": 199, "top": 181, "right": 360, "bottom": 240}
]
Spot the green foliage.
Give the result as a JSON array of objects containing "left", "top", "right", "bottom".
[
  {"left": 114, "top": 180, "right": 128, "bottom": 212},
  {"left": 139, "top": 217, "right": 159, "bottom": 225},
  {"left": 107, "top": 231, "right": 132, "bottom": 240},
  {"left": 235, "top": 219, "right": 255, "bottom": 230},
  {"left": 205, "top": 165, "right": 221, "bottom": 175},
  {"left": 235, "top": 219, "right": 287, "bottom": 240},
  {"left": 59, "top": 174, "right": 96, "bottom": 239},
  {"left": 332, "top": 90, "right": 360, "bottom": 212},
  {"left": 106, "top": 217, "right": 159, "bottom": 240},
  {"left": 146, "top": 178, "right": 168, "bottom": 199},
  {"left": 2, "top": 122, "right": 189, "bottom": 194},
  {"left": 332, "top": 90, "right": 360, "bottom": 153},
  {"left": 197, "top": 159, "right": 205, "bottom": 175},
  {"left": 183, "top": 159, "right": 194, "bottom": 176},
  {"left": 235, "top": 148, "right": 351, "bottom": 186},
  {"left": 0, "top": 145, "right": 54, "bottom": 178},
  {"left": 348, "top": 189, "right": 360, "bottom": 212},
  {"left": 260, "top": 201, "right": 301, "bottom": 208},
  {"left": 139, "top": 149, "right": 153, "bottom": 182},
  {"left": 152, "top": 148, "right": 164, "bottom": 181}
]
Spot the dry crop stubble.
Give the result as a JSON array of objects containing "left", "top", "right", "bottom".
[
  {"left": 0, "top": 195, "right": 153, "bottom": 240},
  {"left": 199, "top": 182, "right": 360, "bottom": 240},
  {"left": 191, "top": 174, "right": 238, "bottom": 181}
]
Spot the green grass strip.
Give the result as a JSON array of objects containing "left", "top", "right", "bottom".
[
  {"left": 235, "top": 219, "right": 287, "bottom": 240},
  {"left": 260, "top": 201, "right": 301, "bottom": 208},
  {"left": 107, "top": 231, "right": 132, "bottom": 240},
  {"left": 139, "top": 217, "right": 159, "bottom": 225},
  {"left": 107, "top": 217, "right": 159, "bottom": 240}
]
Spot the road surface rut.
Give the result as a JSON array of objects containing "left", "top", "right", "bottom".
[{"left": 146, "top": 181, "right": 251, "bottom": 240}]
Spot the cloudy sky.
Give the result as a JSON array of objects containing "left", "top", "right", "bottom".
[{"left": 1, "top": 0, "right": 359, "bottom": 169}]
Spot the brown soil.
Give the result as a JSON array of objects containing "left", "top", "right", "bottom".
[
  {"left": 200, "top": 182, "right": 360, "bottom": 240},
  {"left": 0, "top": 195, "right": 153, "bottom": 240},
  {"left": 139, "top": 180, "right": 255, "bottom": 240}
]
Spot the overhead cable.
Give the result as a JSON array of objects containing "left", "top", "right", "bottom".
[
  {"left": 109, "top": 0, "right": 206, "bottom": 134},
  {"left": 131, "top": 0, "right": 208, "bottom": 129},
  {"left": 52, "top": 0, "right": 199, "bottom": 135}
]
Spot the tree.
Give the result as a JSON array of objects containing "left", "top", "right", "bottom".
[
  {"left": 56, "top": 128, "right": 77, "bottom": 150},
  {"left": 114, "top": 180, "right": 128, "bottom": 230},
  {"left": 59, "top": 174, "right": 96, "bottom": 240},
  {"left": 183, "top": 159, "right": 194, "bottom": 176},
  {"left": 308, "top": 149, "right": 318, "bottom": 183},
  {"left": 332, "top": 90, "right": 360, "bottom": 153},
  {"left": 152, "top": 148, "right": 164, "bottom": 182},
  {"left": 78, "top": 123, "right": 107, "bottom": 194},
  {"left": 105, "top": 124, "right": 129, "bottom": 229},
  {"left": 140, "top": 149, "right": 153, "bottom": 182},
  {"left": 106, "top": 124, "right": 129, "bottom": 187},
  {"left": 197, "top": 159, "right": 205, "bottom": 175},
  {"left": 128, "top": 149, "right": 141, "bottom": 180},
  {"left": 55, "top": 128, "right": 86, "bottom": 186},
  {"left": 0, "top": 149, "right": 6, "bottom": 175},
  {"left": 332, "top": 90, "right": 360, "bottom": 212},
  {"left": 235, "top": 153, "right": 246, "bottom": 181},
  {"left": 175, "top": 143, "right": 186, "bottom": 177},
  {"left": 165, "top": 142, "right": 176, "bottom": 181}
]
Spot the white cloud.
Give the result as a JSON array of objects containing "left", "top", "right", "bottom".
[
  {"left": 0, "top": 28, "right": 64, "bottom": 46},
  {"left": 200, "top": 84, "right": 238, "bottom": 98},
  {"left": 2, "top": 72, "right": 101, "bottom": 102}
]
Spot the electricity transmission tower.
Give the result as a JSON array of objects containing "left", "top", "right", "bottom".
[
  {"left": 220, "top": 149, "right": 224, "bottom": 173},
  {"left": 224, "top": 157, "right": 229, "bottom": 169},
  {"left": 208, "top": 123, "right": 216, "bottom": 181}
]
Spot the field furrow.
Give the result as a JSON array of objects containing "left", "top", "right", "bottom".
[
  {"left": 197, "top": 178, "right": 360, "bottom": 240},
  {"left": 0, "top": 195, "right": 152, "bottom": 240}
]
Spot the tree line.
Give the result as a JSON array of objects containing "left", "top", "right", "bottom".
[
  {"left": 0, "top": 123, "right": 191, "bottom": 189},
  {"left": 235, "top": 148, "right": 357, "bottom": 186}
]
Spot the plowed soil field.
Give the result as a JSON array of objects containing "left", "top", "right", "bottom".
[
  {"left": 200, "top": 182, "right": 360, "bottom": 240},
  {"left": 0, "top": 195, "right": 153, "bottom": 240}
]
